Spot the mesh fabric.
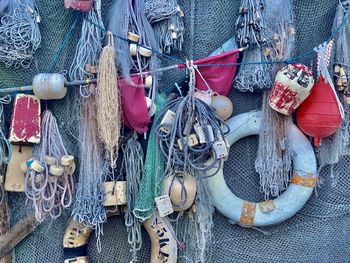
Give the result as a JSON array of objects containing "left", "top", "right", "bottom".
[{"left": 2, "top": 0, "right": 350, "bottom": 262}]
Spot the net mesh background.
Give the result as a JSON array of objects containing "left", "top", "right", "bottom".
[{"left": 2, "top": 0, "right": 350, "bottom": 262}]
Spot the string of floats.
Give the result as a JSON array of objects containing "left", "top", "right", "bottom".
[{"left": 0, "top": 10, "right": 350, "bottom": 94}]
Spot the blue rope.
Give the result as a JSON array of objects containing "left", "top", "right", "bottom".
[
  {"left": 84, "top": 7, "right": 350, "bottom": 68},
  {"left": 46, "top": 14, "right": 81, "bottom": 73}
]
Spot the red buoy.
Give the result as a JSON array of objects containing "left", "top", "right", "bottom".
[{"left": 296, "top": 76, "right": 342, "bottom": 146}]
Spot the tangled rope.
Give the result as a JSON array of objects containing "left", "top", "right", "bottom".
[
  {"left": 0, "top": 95, "right": 11, "bottom": 208},
  {"left": 69, "top": 0, "right": 104, "bottom": 97},
  {"left": 25, "top": 110, "right": 74, "bottom": 221},
  {"left": 0, "top": 0, "right": 41, "bottom": 68},
  {"left": 144, "top": 0, "right": 184, "bottom": 53},
  {"left": 72, "top": 97, "right": 107, "bottom": 251},
  {"left": 122, "top": 135, "right": 144, "bottom": 261},
  {"left": 108, "top": 0, "right": 159, "bottom": 79},
  {"left": 155, "top": 62, "right": 228, "bottom": 177}
]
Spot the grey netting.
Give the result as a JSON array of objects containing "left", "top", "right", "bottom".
[{"left": 2, "top": 0, "right": 350, "bottom": 262}]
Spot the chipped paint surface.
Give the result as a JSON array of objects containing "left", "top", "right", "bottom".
[
  {"left": 9, "top": 94, "right": 41, "bottom": 144},
  {"left": 239, "top": 201, "right": 256, "bottom": 226},
  {"left": 259, "top": 200, "right": 276, "bottom": 214},
  {"left": 269, "top": 83, "right": 298, "bottom": 115}
]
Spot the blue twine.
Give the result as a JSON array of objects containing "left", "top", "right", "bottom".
[
  {"left": 46, "top": 14, "right": 81, "bottom": 73},
  {"left": 85, "top": 7, "right": 350, "bottom": 68}
]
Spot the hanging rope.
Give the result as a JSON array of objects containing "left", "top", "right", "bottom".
[
  {"left": 0, "top": 95, "right": 11, "bottom": 208},
  {"left": 69, "top": 0, "right": 104, "bottom": 97},
  {"left": 72, "top": 97, "right": 107, "bottom": 252},
  {"left": 144, "top": 0, "right": 184, "bottom": 53},
  {"left": 96, "top": 32, "right": 122, "bottom": 168},
  {"left": 155, "top": 61, "right": 229, "bottom": 178},
  {"left": 0, "top": 0, "right": 41, "bottom": 68},
  {"left": 24, "top": 110, "right": 74, "bottom": 221},
  {"left": 122, "top": 135, "right": 144, "bottom": 261}
]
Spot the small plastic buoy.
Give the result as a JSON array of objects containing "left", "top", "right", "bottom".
[
  {"left": 45, "top": 155, "right": 57, "bottom": 165},
  {"left": 144, "top": 75, "right": 153, "bottom": 88},
  {"left": 211, "top": 94, "right": 233, "bottom": 120},
  {"left": 32, "top": 73, "right": 68, "bottom": 100},
  {"left": 194, "top": 91, "right": 212, "bottom": 106},
  {"left": 129, "top": 43, "right": 137, "bottom": 56},
  {"left": 30, "top": 160, "right": 45, "bottom": 173},
  {"left": 138, "top": 46, "right": 153, "bottom": 57},
  {"left": 127, "top": 32, "right": 140, "bottom": 42},
  {"left": 49, "top": 165, "right": 65, "bottom": 176},
  {"left": 61, "top": 155, "right": 75, "bottom": 166}
]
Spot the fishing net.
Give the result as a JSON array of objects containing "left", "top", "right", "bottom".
[{"left": 2, "top": 0, "right": 350, "bottom": 262}]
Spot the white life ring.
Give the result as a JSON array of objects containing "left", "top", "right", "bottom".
[
  {"left": 144, "top": 211, "right": 178, "bottom": 263},
  {"left": 205, "top": 111, "right": 318, "bottom": 227}
]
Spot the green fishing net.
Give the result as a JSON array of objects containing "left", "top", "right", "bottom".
[{"left": 134, "top": 93, "right": 167, "bottom": 220}]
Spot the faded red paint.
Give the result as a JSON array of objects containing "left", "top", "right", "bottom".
[
  {"left": 9, "top": 94, "right": 41, "bottom": 144},
  {"left": 64, "top": 0, "right": 93, "bottom": 12},
  {"left": 270, "top": 83, "right": 298, "bottom": 115}
]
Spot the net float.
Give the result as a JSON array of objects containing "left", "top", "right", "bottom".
[
  {"left": 194, "top": 90, "right": 212, "bottom": 105},
  {"left": 0, "top": 75, "right": 96, "bottom": 100},
  {"left": 61, "top": 155, "right": 75, "bottom": 166},
  {"left": 66, "top": 162, "right": 76, "bottom": 174},
  {"left": 49, "top": 165, "right": 65, "bottom": 177},
  {"left": 269, "top": 64, "right": 314, "bottom": 115},
  {"left": 138, "top": 46, "right": 153, "bottom": 57},
  {"left": 127, "top": 32, "right": 140, "bottom": 42},
  {"left": 129, "top": 43, "right": 138, "bottom": 56},
  {"left": 32, "top": 73, "right": 68, "bottom": 100},
  {"left": 30, "top": 160, "right": 45, "bottom": 173},
  {"left": 171, "top": 31, "right": 178, "bottom": 40},
  {"left": 211, "top": 93, "right": 233, "bottom": 120},
  {"left": 44, "top": 155, "right": 57, "bottom": 166},
  {"left": 162, "top": 172, "right": 197, "bottom": 212},
  {"left": 297, "top": 76, "right": 343, "bottom": 146},
  {"left": 176, "top": 5, "right": 184, "bottom": 17},
  {"left": 144, "top": 75, "right": 153, "bottom": 88}
]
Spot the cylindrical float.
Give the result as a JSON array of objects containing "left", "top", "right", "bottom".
[
  {"left": 32, "top": 74, "right": 67, "bottom": 100},
  {"left": 269, "top": 64, "right": 314, "bottom": 115}
]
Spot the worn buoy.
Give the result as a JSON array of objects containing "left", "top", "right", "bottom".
[{"left": 32, "top": 73, "right": 67, "bottom": 100}]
